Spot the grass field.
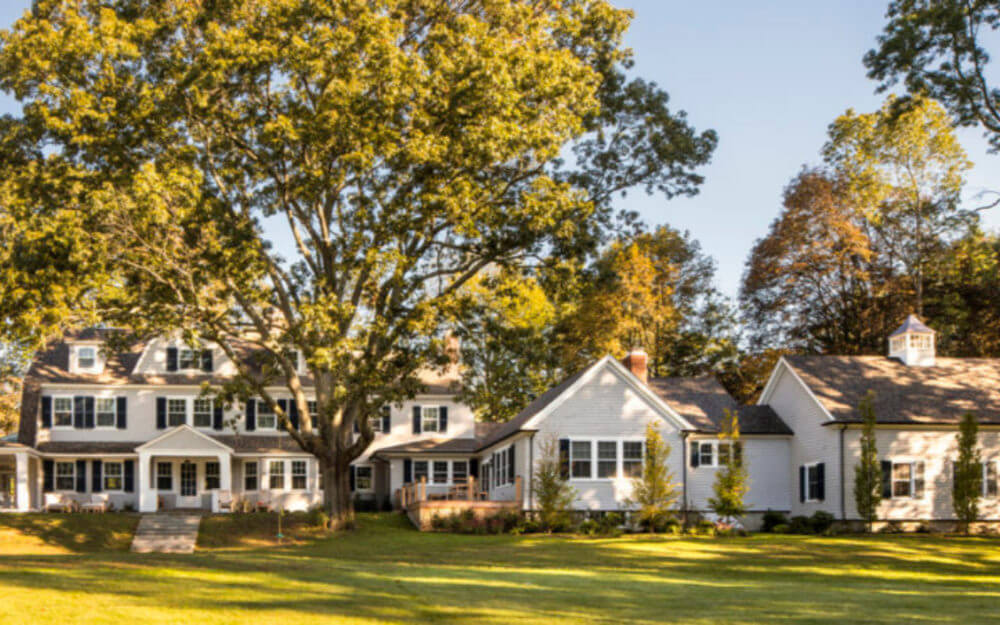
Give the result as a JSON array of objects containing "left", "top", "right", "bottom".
[{"left": 0, "top": 513, "right": 998, "bottom": 624}]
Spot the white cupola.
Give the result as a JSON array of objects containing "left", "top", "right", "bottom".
[{"left": 888, "top": 315, "right": 936, "bottom": 367}]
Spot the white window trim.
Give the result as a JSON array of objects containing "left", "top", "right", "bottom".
[
  {"left": 192, "top": 397, "right": 215, "bottom": 430},
  {"left": 420, "top": 405, "right": 443, "bottom": 433},
  {"left": 354, "top": 464, "right": 374, "bottom": 492},
  {"left": 803, "top": 461, "right": 822, "bottom": 503},
  {"left": 268, "top": 459, "right": 286, "bottom": 491},
  {"left": 156, "top": 461, "right": 174, "bottom": 492},
  {"left": 165, "top": 396, "right": 190, "bottom": 428},
  {"left": 887, "top": 458, "right": 924, "bottom": 500},
  {"left": 256, "top": 400, "right": 279, "bottom": 431},
  {"left": 568, "top": 438, "right": 646, "bottom": 482},
  {"left": 175, "top": 346, "right": 203, "bottom": 372},
  {"left": 94, "top": 396, "right": 118, "bottom": 430},
  {"left": 983, "top": 460, "right": 999, "bottom": 499},
  {"left": 54, "top": 461, "right": 76, "bottom": 492},
  {"left": 103, "top": 461, "right": 124, "bottom": 492},
  {"left": 290, "top": 460, "right": 308, "bottom": 491},
  {"left": 75, "top": 345, "right": 99, "bottom": 373},
  {"left": 51, "top": 395, "right": 76, "bottom": 430},
  {"left": 243, "top": 460, "right": 259, "bottom": 492}
]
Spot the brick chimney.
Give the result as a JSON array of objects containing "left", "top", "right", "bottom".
[{"left": 622, "top": 350, "right": 648, "bottom": 384}]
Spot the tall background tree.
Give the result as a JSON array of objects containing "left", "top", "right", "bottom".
[
  {"left": 953, "top": 412, "right": 982, "bottom": 534},
  {"left": 0, "top": 1, "right": 715, "bottom": 527},
  {"left": 853, "top": 391, "right": 881, "bottom": 532}
]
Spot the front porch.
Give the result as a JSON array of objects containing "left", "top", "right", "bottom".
[
  {"left": 136, "top": 426, "right": 233, "bottom": 513},
  {"left": 399, "top": 475, "right": 523, "bottom": 530},
  {"left": 0, "top": 444, "right": 40, "bottom": 512}
]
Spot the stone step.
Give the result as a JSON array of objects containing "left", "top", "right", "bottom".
[{"left": 131, "top": 513, "right": 202, "bottom": 554}]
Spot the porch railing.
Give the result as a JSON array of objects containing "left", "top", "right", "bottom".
[{"left": 399, "top": 475, "right": 522, "bottom": 509}]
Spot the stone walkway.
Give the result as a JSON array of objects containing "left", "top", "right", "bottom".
[{"left": 130, "top": 513, "right": 202, "bottom": 554}]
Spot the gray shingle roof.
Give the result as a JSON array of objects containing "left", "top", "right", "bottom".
[
  {"left": 784, "top": 355, "right": 1000, "bottom": 425},
  {"left": 890, "top": 314, "right": 935, "bottom": 337},
  {"left": 646, "top": 375, "right": 792, "bottom": 435},
  {"left": 35, "top": 441, "right": 141, "bottom": 454},
  {"left": 735, "top": 405, "right": 793, "bottom": 435}
]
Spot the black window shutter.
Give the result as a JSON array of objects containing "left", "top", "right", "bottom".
[
  {"left": 245, "top": 399, "right": 256, "bottom": 431},
  {"left": 75, "top": 459, "right": 87, "bottom": 493},
  {"left": 213, "top": 403, "right": 224, "bottom": 430},
  {"left": 403, "top": 459, "right": 412, "bottom": 483},
  {"left": 92, "top": 460, "right": 102, "bottom": 493},
  {"left": 116, "top": 396, "right": 127, "bottom": 429},
  {"left": 881, "top": 460, "right": 892, "bottom": 499},
  {"left": 41, "top": 396, "right": 52, "bottom": 429},
  {"left": 558, "top": 438, "right": 570, "bottom": 480},
  {"left": 200, "top": 349, "right": 213, "bottom": 373},
  {"left": 816, "top": 463, "right": 825, "bottom": 501},
  {"left": 123, "top": 460, "right": 135, "bottom": 493},
  {"left": 469, "top": 458, "right": 479, "bottom": 478},
  {"left": 690, "top": 441, "right": 700, "bottom": 468},
  {"left": 73, "top": 396, "right": 86, "bottom": 428},
  {"left": 439, "top": 406, "right": 448, "bottom": 433},
  {"left": 84, "top": 396, "right": 95, "bottom": 429},
  {"left": 350, "top": 465, "right": 356, "bottom": 491},
  {"left": 799, "top": 466, "right": 806, "bottom": 502},
  {"left": 412, "top": 406, "right": 421, "bottom": 434},
  {"left": 353, "top": 417, "right": 359, "bottom": 434},
  {"left": 156, "top": 397, "right": 167, "bottom": 429},
  {"left": 508, "top": 444, "right": 515, "bottom": 481},
  {"left": 380, "top": 406, "right": 390, "bottom": 433},
  {"left": 166, "top": 347, "right": 178, "bottom": 372},
  {"left": 289, "top": 401, "right": 300, "bottom": 430},
  {"left": 42, "top": 459, "right": 54, "bottom": 492},
  {"left": 277, "top": 399, "right": 288, "bottom": 429}
]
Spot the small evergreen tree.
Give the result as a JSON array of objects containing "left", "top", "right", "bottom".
[
  {"left": 853, "top": 390, "right": 881, "bottom": 533},
  {"left": 708, "top": 410, "right": 749, "bottom": 523},
  {"left": 627, "top": 423, "right": 679, "bottom": 531},
  {"left": 953, "top": 412, "right": 982, "bottom": 535},
  {"left": 532, "top": 436, "right": 577, "bottom": 532}
]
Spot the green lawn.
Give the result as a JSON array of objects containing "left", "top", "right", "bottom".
[{"left": 0, "top": 513, "right": 998, "bottom": 624}]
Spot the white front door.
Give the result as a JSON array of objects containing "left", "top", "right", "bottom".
[{"left": 176, "top": 461, "right": 200, "bottom": 508}]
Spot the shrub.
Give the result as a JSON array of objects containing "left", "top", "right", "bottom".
[
  {"left": 788, "top": 516, "right": 812, "bottom": 534},
  {"left": 308, "top": 507, "right": 330, "bottom": 529},
  {"left": 761, "top": 510, "right": 788, "bottom": 533},
  {"left": 809, "top": 511, "right": 836, "bottom": 534},
  {"left": 430, "top": 514, "right": 448, "bottom": 531},
  {"left": 696, "top": 519, "right": 716, "bottom": 536},
  {"left": 771, "top": 523, "right": 791, "bottom": 534}
]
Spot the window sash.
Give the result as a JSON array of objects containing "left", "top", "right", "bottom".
[
  {"left": 103, "top": 462, "right": 123, "bottom": 491},
  {"left": 571, "top": 441, "right": 592, "bottom": 479},
  {"left": 421, "top": 407, "right": 440, "bottom": 433},
  {"left": 156, "top": 463, "right": 172, "bottom": 490},
  {"left": 204, "top": 462, "right": 220, "bottom": 490},
  {"left": 193, "top": 399, "right": 213, "bottom": 428},
  {"left": 413, "top": 461, "right": 429, "bottom": 482},
  {"left": 356, "top": 466, "right": 372, "bottom": 490},
  {"left": 257, "top": 401, "right": 277, "bottom": 429},
  {"left": 892, "top": 462, "right": 912, "bottom": 498},
  {"left": 178, "top": 348, "right": 199, "bottom": 370},
  {"left": 291, "top": 461, "right": 307, "bottom": 489},
  {"left": 623, "top": 442, "right": 643, "bottom": 478},
  {"left": 55, "top": 462, "right": 75, "bottom": 491},
  {"left": 432, "top": 461, "right": 449, "bottom": 484},
  {"left": 53, "top": 397, "right": 73, "bottom": 427},
  {"left": 244, "top": 462, "right": 258, "bottom": 491},
  {"left": 167, "top": 399, "right": 187, "bottom": 426},
  {"left": 96, "top": 398, "right": 116, "bottom": 427},
  {"left": 77, "top": 347, "right": 96, "bottom": 369},
  {"left": 807, "top": 464, "right": 822, "bottom": 500},
  {"left": 452, "top": 461, "right": 468, "bottom": 482},
  {"left": 269, "top": 461, "right": 285, "bottom": 490},
  {"left": 699, "top": 442, "right": 714, "bottom": 467},
  {"left": 597, "top": 441, "right": 617, "bottom": 478}
]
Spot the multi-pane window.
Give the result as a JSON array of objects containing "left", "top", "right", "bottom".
[
  {"left": 413, "top": 460, "right": 429, "bottom": 482},
  {"left": 889, "top": 461, "right": 925, "bottom": 498},
  {"left": 985, "top": 461, "right": 999, "bottom": 498},
  {"left": 597, "top": 441, "right": 618, "bottom": 478},
  {"left": 571, "top": 441, "right": 592, "bottom": 479},
  {"left": 156, "top": 462, "right": 173, "bottom": 490},
  {"left": 53, "top": 397, "right": 73, "bottom": 427},
  {"left": 257, "top": 401, "right": 277, "bottom": 429},
  {"left": 355, "top": 466, "right": 372, "bottom": 491},
  {"left": 77, "top": 346, "right": 96, "bottom": 370},
  {"left": 244, "top": 461, "right": 258, "bottom": 491},
  {"left": 167, "top": 399, "right": 187, "bottom": 426},
  {"left": 291, "top": 461, "right": 307, "bottom": 489},
  {"left": 95, "top": 398, "right": 116, "bottom": 427},
  {"left": 308, "top": 401, "right": 318, "bottom": 420},
  {"left": 104, "top": 462, "right": 123, "bottom": 491},
  {"left": 178, "top": 348, "right": 199, "bottom": 370},
  {"left": 204, "top": 461, "right": 220, "bottom": 490},
  {"left": 55, "top": 462, "right": 75, "bottom": 491},
  {"left": 806, "top": 463, "right": 823, "bottom": 500},
  {"left": 422, "top": 406, "right": 441, "bottom": 433},
  {"left": 269, "top": 460, "right": 285, "bottom": 490},
  {"left": 452, "top": 461, "right": 468, "bottom": 483},
  {"left": 623, "top": 442, "right": 643, "bottom": 478},
  {"left": 193, "top": 399, "right": 213, "bottom": 428},
  {"left": 433, "top": 461, "right": 449, "bottom": 484},
  {"left": 699, "top": 442, "right": 715, "bottom": 467}
]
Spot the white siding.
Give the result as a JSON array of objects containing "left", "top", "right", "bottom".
[{"left": 686, "top": 436, "right": 791, "bottom": 513}]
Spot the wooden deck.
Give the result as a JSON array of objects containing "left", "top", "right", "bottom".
[{"left": 398, "top": 476, "right": 522, "bottom": 530}]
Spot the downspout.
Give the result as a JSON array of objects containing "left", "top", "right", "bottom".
[
  {"left": 839, "top": 424, "right": 847, "bottom": 521},
  {"left": 681, "top": 431, "right": 689, "bottom": 522},
  {"left": 527, "top": 432, "right": 535, "bottom": 512}
]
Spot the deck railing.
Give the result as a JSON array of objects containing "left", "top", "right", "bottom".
[{"left": 399, "top": 475, "right": 522, "bottom": 510}]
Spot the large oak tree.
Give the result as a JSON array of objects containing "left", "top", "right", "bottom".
[{"left": 0, "top": 1, "right": 715, "bottom": 527}]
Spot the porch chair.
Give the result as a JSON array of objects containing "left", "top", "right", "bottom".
[
  {"left": 80, "top": 493, "right": 109, "bottom": 513},
  {"left": 43, "top": 493, "right": 71, "bottom": 513},
  {"left": 217, "top": 490, "right": 234, "bottom": 513}
]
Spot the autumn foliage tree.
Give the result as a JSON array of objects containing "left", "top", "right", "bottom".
[{"left": 0, "top": 1, "right": 714, "bottom": 528}]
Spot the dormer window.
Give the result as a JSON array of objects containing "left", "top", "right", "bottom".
[
  {"left": 166, "top": 346, "right": 213, "bottom": 372},
  {"left": 178, "top": 348, "right": 199, "bottom": 370},
  {"left": 78, "top": 347, "right": 96, "bottom": 370}
]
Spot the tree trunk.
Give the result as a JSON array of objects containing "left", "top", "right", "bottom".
[{"left": 321, "top": 459, "right": 355, "bottom": 531}]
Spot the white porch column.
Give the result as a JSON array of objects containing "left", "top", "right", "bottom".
[
  {"left": 138, "top": 451, "right": 156, "bottom": 512},
  {"left": 14, "top": 453, "right": 30, "bottom": 512}
]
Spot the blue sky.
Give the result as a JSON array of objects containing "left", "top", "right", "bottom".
[{"left": 1, "top": 2, "right": 997, "bottom": 299}]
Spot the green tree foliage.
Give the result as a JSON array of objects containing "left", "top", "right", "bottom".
[
  {"left": 708, "top": 410, "right": 748, "bottom": 523},
  {"left": 853, "top": 391, "right": 881, "bottom": 532},
  {"left": 953, "top": 412, "right": 982, "bottom": 534},
  {"left": 532, "top": 436, "right": 577, "bottom": 532},
  {"left": 742, "top": 97, "right": 977, "bottom": 353},
  {"left": 627, "top": 422, "right": 679, "bottom": 531},
  {"left": 865, "top": 0, "right": 1000, "bottom": 153},
  {"left": 0, "top": 1, "right": 714, "bottom": 527}
]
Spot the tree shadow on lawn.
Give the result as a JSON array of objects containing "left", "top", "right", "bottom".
[
  {"left": 0, "top": 519, "right": 999, "bottom": 624},
  {"left": 0, "top": 513, "right": 139, "bottom": 553}
]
